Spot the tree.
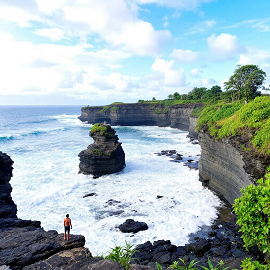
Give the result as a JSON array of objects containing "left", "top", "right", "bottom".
[
  {"left": 188, "top": 87, "right": 208, "bottom": 100},
  {"left": 173, "top": 92, "right": 181, "bottom": 100},
  {"left": 224, "top": 65, "right": 266, "bottom": 102},
  {"left": 167, "top": 94, "right": 173, "bottom": 100},
  {"left": 152, "top": 97, "right": 156, "bottom": 101}
]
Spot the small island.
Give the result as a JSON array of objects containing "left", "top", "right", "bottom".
[{"left": 78, "top": 123, "right": 125, "bottom": 176}]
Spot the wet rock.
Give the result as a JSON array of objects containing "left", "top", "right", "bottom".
[
  {"left": 188, "top": 238, "right": 211, "bottom": 255},
  {"left": 78, "top": 124, "right": 125, "bottom": 176},
  {"left": 118, "top": 219, "right": 148, "bottom": 233},
  {"left": 83, "top": 192, "right": 97, "bottom": 198},
  {"left": 106, "top": 199, "right": 121, "bottom": 206}
]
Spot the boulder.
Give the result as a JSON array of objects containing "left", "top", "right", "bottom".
[
  {"left": 118, "top": 219, "right": 148, "bottom": 233},
  {"left": 79, "top": 124, "right": 125, "bottom": 176}
]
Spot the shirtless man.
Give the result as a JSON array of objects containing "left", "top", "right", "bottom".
[{"left": 63, "top": 214, "right": 72, "bottom": 240}]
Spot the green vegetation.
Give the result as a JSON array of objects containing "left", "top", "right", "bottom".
[
  {"left": 165, "top": 258, "right": 233, "bottom": 270},
  {"left": 224, "top": 65, "right": 266, "bottom": 103},
  {"left": 111, "top": 106, "right": 119, "bottom": 111},
  {"left": 233, "top": 168, "right": 270, "bottom": 269},
  {"left": 102, "top": 242, "right": 137, "bottom": 270},
  {"left": 90, "top": 123, "right": 108, "bottom": 135},
  {"left": 197, "top": 96, "right": 270, "bottom": 155},
  {"left": 200, "top": 258, "right": 232, "bottom": 270},
  {"left": 167, "top": 258, "right": 200, "bottom": 269},
  {"left": 191, "top": 106, "right": 204, "bottom": 116},
  {"left": 99, "top": 106, "right": 110, "bottom": 113}
]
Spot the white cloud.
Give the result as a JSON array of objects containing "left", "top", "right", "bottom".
[
  {"left": 34, "top": 28, "right": 68, "bottom": 41},
  {"left": 190, "top": 68, "right": 202, "bottom": 78},
  {"left": 225, "top": 18, "right": 270, "bottom": 32},
  {"left": 186, "top": 20, "right": 215, "bottom": 35},
  {"left": 0, "top": 0, "right": 171, "bottom": 56},
  {"left": 134, "top": 0, "right": 213, "bottom": 10},
  {"left": 238, "top": 48, "right": 270, "bottom": 86},
  {"left": 207, "top": 33, "right": 245, "bottom": 60},
  {"left": 170, "top": 49, "right": 199, "bottom": 63},
  {"left": 0, "top": 31, "right": 134, "bottom": 98},
  {"left": 147, "top": 59, "right": 187, "bottom": 87}
]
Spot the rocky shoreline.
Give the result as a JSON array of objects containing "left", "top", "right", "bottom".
[{"left": 0, "top": 150, "right": 259, "bottom": 270}]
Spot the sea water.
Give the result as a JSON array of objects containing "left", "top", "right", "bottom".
[{"left": 0, "top": 106, "right": 221, "bottom": 255}]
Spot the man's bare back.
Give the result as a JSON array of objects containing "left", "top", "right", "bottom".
[
  {"left": 64, "top": 214, "right": 72, "bottom": 240},
  {"left": 64, "top": 218, "right": 71, "bottom": 226}
]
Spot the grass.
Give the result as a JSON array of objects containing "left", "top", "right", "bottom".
[
  {"left": 197, "top": 96, "right": 270, "bottom": 155},
  {"left": 191, "top": 106, "right": 204, "bottom": 116}
]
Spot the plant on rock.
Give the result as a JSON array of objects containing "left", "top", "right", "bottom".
[
  {"left": 167, "top": 258, "right": 200, "bottom": 270},
  {"left": 103, "top": 241, "right": 137, "bottom": 270},
  {"left": 233, "top": 168, "right": 270, "bottom": 269}
]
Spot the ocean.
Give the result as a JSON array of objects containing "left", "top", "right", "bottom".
[{"left": 0, "top": 106, "right": 221, "bottom": 255}]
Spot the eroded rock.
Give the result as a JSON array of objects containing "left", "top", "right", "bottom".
[{"left": 79, "top": 124, "right": 125, "bottom": 176}]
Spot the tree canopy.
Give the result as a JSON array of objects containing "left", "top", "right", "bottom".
[{"left": 224, "top": 65, "right": 266, "bottom": 102}]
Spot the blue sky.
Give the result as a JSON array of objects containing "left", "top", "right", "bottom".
[{"left": 0, "top": 0, "right": 269, "bottom": 105}]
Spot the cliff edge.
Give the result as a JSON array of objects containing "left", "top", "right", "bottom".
[{"left": 78, "top": 102, "right": 203, "bottom": 139}]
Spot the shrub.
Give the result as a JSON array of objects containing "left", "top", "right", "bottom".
[
  {"left": 103, "top": 242, "right": 137, "bottom": 270},
  {"left": 99, "top": 106, "right": 110, "bottom": 113},
  {"left": 233, "top": 169, "right": 270, "bottom": 268},
  {"left": 241, "top": 257, "right": 268, "bottom": 270},
  {"left": 233, "top": 169, "right": 270, "bottom": 255},
  {"left": 90, "top": 123, "right": 108, "bottom": 135}
]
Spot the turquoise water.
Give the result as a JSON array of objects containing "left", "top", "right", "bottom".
[{"left": 0, "top": 106, "right": 220, "bottom": 254}]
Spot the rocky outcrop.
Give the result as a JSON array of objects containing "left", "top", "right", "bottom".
[
  {"left": 0, "top": 152, "right": 17, "bottom": 218},
  {"left": 78, "top": 124, "right": 125, "bottom": 176},
  {"left": 0, "top": 152, "right": 130, "bottom": 270},
  {"left": 198, "top": 131, "right": 270, "bottom": 205},
  {"left": 79, "top": 103, "right": 203, "bottom": 138}
]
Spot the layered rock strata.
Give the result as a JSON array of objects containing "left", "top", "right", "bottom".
[
  {"left": 198, "top": 131, "right": 270, "bottom": 205},
  {"left": 79, "top": 103, "right": 203, "bottom": 138},
  {"left": 78, "top": 124, "right": 125, "bottom": 176}
]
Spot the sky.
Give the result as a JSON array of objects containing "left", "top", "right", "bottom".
[{"left": 0, "top": 0, "right": 269, "bottom": 105}]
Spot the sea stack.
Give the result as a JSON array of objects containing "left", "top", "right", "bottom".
[{"left": 78, "top": 123, "right": 125, "bottom": 176}]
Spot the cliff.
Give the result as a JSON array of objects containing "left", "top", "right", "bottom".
[
  {"left": 197, "top": 97, "right": 270, "bottom": 205},
  {"left": 79, "top": 103, "right": 203, "bottom": 138},
  {"left": 198, "top": 131, "right": 270, "bottom": 205},
  {"left": 79, "top": 124, "right": 125, "bottom": 176}
]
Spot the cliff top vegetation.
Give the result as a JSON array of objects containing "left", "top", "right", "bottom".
[{"left": 197, "top": 96, "right": 270, "bottom": 155}]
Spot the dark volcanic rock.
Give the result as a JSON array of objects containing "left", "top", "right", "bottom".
[
  {"left": 0, "top": 228, "right": 85, "bottom": 269},
  {"left": 0, "top": 152, "right": 94, "bottom": 270},
  {"left": 0, "top": 152, "right": 17, "bottom": 218},
  {"left": 78, "top": 124, "right": 125, "bottom": 176},
  {"left": 118, "top": 219, "right": 148, "bottom": 233},
  {"left": 22, "top": 250, "right": 126, "bottom": 270}
]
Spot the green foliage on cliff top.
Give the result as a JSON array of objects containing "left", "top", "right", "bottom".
[
  {"left": 197, "top": 96, "right": 270, "bottom": 155},
  {"left": 99, "top": 106, "right": 110, "bottom": 113},
  {"left": 90, "top": 123, "right": 108, "bottom": 135}
]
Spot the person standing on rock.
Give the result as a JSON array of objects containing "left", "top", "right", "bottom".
[{"left": 63, "top": 214, "right": 72, "bottom": 240}]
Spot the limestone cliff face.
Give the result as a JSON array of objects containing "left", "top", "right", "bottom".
[
  {"left": 79, "top": 103, "right": 202, "bottom": 135},
  {"left": 78, "top": 124, "right": 125, "bottom": 176},
  {"left": 198, "top": 131, "right": 270, "bottom": 205}
]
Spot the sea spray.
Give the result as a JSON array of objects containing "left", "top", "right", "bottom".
[{"left": 0, "top": 106, "right": 221, "bottom": 255}]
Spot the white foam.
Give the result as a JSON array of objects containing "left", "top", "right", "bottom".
[{"left": 9, "top": 120, "right": 221, "bottom": 255}]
